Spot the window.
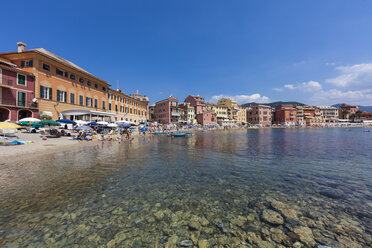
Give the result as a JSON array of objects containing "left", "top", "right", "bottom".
[
  {"left": 70, "top": 74, "right": 75, "bottom": 80},
  {"left": 109, "top": 103, "right": 112, "bottom": 111},
  {"left": 94, "top": 99, "right": 98, "bottom": 108},
  {"left": 86, "top": 97, "right": 92, "bottom": 107},
  {"left": 21, "top": 60, "right": 33, "bottom": 68},
  {"left": 102, "top": 101, "right": 106, "bottom": 109},
  {"left": 17, "top": 91, "right": 26, "bottom": 106},
  {"left": 79, "top": 95, "right": 84, "bottom": 106},
  {"left": 94, "top": 83, "right": 98, "bottom": 88},
  {"left": 87, "top": 81, "right": 91, "bottom": 86},
  {"left": 42, "top": 63, "right": 50, "bottom": 71},
  {"left": 17, "top": 74, "right": 26, "bottom": 86},
  {"left": 56, "top": 68, "right": 68, "bottom": 78},
  {"left": 102, "top": 86, "right": 106, "bottom": 91},
  {"left": 115, "top": 105, "right": 118, "bottom": 112},
  {"left": 70, "top": 93, "right": 75, "bottom": 104},
  {"left": 40, "top": 86, "right": 52, "bottom": 100},
  {"left": 57, "top": 90, "right": 67, "bottom": 102},
  {"left": 79, "top": 77, "right": 84, "bottom": 83}
]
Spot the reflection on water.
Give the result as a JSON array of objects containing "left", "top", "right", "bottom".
[{"left": 0, "top": 128, "right": 371, "bottom": 247}]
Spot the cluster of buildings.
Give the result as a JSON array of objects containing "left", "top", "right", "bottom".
[
  {"left": 2, "top": 42, "right": 371, "bottom": 127},
  {"left": 0, "top": 42, "right": 149, "bottom": 123},
  {"left": 150, "top": 94, "right": 372, "bottom": 126}
]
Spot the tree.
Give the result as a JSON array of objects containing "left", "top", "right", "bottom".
[{"left": 39, "top": 114, "right": 52, "bottom": 120}]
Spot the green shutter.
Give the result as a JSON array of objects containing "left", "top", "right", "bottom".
[
  {"left": 49, "top": 88, "right": 52, "bottom": 100},
  {"left": 18, "top": 74, "right": 26, "bottom": 85}
]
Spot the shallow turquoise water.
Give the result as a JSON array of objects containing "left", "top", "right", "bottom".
[{"left": 0, "top": 128, "right": 371, "bottom": 247}]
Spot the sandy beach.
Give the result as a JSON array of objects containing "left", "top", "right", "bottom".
[{"left": 0, "top": 132, "right": 104, "bottom": 164}]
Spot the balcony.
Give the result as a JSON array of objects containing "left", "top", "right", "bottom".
[
  {"left": 171, "top": 112, "right": 180, "bottom": 117},
  {"left": 0, "top": 80, "right": 14, "bottom": 88}
]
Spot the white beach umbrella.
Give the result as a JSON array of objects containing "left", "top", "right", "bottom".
[
  {"left": 107, "top": 123, "right": 118, "bottom": 128},
  {"left": 97, "top": 121, "right": 109, "bottom": 126},
  {"left": 19, "top": 117, "right": 41, "bottom": 122},
  {"left": 75, "top": 120, "right": 87, "bottom": 125}
]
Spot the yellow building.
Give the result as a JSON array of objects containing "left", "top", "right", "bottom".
[
  {"left": 108, "top": 89, "right": 149, "bottom": 123},
  {"left": 205, "top": 103, "right": 228, "bottom": 119},
  {"left": 236, "top": 105, "right": 247, "bottom": 124},
  {"left": 0, "top": 42, "right": 113, "bottom": 121}
]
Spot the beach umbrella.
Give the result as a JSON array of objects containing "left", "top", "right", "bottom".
[
  {"left": 75, "top": 120, "right": 87, "bottom": 125},
  {"left": 76, "top": 126, "right": 93, "bottom": 131},
  {"left": 88, "top": 121, "right": 98, "bottom": 125},
  {"left": 118, "top": 123, "right": 131, "bottom": 128},
  {"left": 0, "top": 122, "right": 21, "bottom": 129},
  {"left": 107, "top": 123, "right": 118, "bottom": 128},
  {"left": 20, "top": 121, "right": 31, "bottom": 126},
  {"left": 57, "top": 119, "right": 77, "bottom": 125},
  {"left": 97, "top": 121, "right": 109, "bottom": 126},
  {"left": 0, "top": 122, "right": 21, "bottom": 138},
  {"left": 32, "top": 123, "right": 44, "bottom": 128},
  {"left": 40, "top": 120, "right": 61, "bottom": 126},
  {"left": 19, "top": 117, "right": 41, "bottom": 122}
]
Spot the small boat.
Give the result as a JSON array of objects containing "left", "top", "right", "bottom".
[{"left": 173, "top": 133, "right": 187, "bottom": 137}]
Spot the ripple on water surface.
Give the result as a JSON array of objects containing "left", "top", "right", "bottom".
[{"left": 0, "top": 128, "right": 371, "bottom": 247}]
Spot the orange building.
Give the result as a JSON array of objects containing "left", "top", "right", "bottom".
[
  {"left": 108, "top": 89, "right": 149, "bottom": 123},
  {"left": 0, "top": 42, "right": 114, "bottom": 121}
]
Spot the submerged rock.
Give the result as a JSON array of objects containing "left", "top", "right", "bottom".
[
  {"left": 293, "top": 226, "right": 316, "bottom": 247},
  {"left": 270, "top": 200, "right": 299, "bottom": 220},
  {"left": 319, "top": 189, "right": 344, "bottom": 199},
  {"left": 179, "top": 239, "right": 193, "bottom": 247},
  {"left": 216, "top": 222, "right": 228, "bottom": 233},
  {"left": 261, "top": 209, "right": 284, "bottom": 225}
]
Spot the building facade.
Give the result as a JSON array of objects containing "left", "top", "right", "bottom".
[
  {"left": 154, "top": 96, "right": 179, "bottom": 124},
  {"left": 184, "top": 95, "right": 206, "bottom": 114},
  {"left": 0, "top": 57, "right": 38, "bottom": 121},
  {"left": 247, "top": 105, "right": 272, "bottom": 125},
  {"left": 0, "top": 42, "right": 113, "bottom": 121},
  {"left": 339, "top": 104, "right": 359, "bottom": 119},
  {"left": 179, "top": 102, "right": 196, "bottom": 124},
  {"left": 274, "top": 105, "right": 297, "bottom": 125},
  {"left": 318, "top": 106, "right": 339, "bottom": 123},
  {"left": 196, "top": 110, "right": 217, "bottom": 125},
  {"left": 217, "top": 98, "right": 239, "bottom": 121},
  {"left": 107, "top": 89, "right": 148, "bottom": 123}
]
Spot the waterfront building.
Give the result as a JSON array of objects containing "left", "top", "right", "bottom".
[
  {"left": 205, "top": 102, "right": 228, "bottom": 120},
  {"left": 296, "top": 106, "right": 305, "bottom": 126},
  {"left": 107, "top": 89, "right": 148, "bottom": 123},
  {"left": 247, "top": 105, "right": 272, "bottom": 125},
  {"left": 196, "top": 110, "right": 217, "bottom": 125},
  {"left": 217, "top": 98, "right": 239, "bottom": 121},
  {"left": 184, "top": 95, "right": 206, "bottom": 114},
  {"left": 0, "top": 57, "right": 38, "bottom": 121},
  {"left": 179, "top": 102, "right": 197, "bottom": 124},
  {"left": 274, "top": 105, "right": 297, "bottom": 125},
  {"left": 338, "top": 104, "right": 359, "bottom": 119},
  {"left": 0, "top": 42, "right": 113, "bottom": 121},
  {"left": 318, "top": 106, "right": 339, "bottom": 123},
  {"left": 236, "top": 105, "right": 247, "bottom": 124},
  {"left": 149, "top": 104, "right": 155, "bottom": 122},
  {"left": 154, "top": 96, "right": 179, "bottom": 124},
  {"left": 303, "top": 106, "right": 324, "bottom": 126}
]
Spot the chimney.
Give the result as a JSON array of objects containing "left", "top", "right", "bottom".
[{"left": 17, "top": 42, "right": 27, "bottom": 53}]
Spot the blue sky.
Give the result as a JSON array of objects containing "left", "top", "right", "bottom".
[{"left": 2, "top": 0, "right": 372, "bottom": 105}]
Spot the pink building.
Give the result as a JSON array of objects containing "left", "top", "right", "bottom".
[
  {"left": 247, "top": 105, "right": 272, "bottom": 125},
  {"left": 0, "top": 58, "right": 38, "bottom": 121},
  {"left": 154, "top": 96, "right": 179, "bottom": 124},
  {"left": 184, "top": 95, "right": 206, "bottom": 114},
  {"left": 196, "top": 110, "right": 217, "bottom": 125},
  {"left": 274, "top": 105, "right": 297, "bottom": 125}
]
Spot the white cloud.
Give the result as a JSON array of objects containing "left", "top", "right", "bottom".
[
  {"left": 326, "top": 63, "right": 372, "bottom": 87},
  {"left": 275, "top": 81, "right": 322, "bottom": 92},
  {"left": 272, "top": 88, "right": 283, "bottom": 92},
  {"left": 311, "top": 88, "right": 372, "bottom": 105},
  {"left": 210, "top": 93, "right": 270, "bottom": 104}
]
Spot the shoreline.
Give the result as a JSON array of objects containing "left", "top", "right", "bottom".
[{"left": 1, "top": 126, "right": 370, "bottom": 164}]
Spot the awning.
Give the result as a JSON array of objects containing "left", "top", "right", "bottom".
[{"left": 60, "top": 109, "right": 116, "bottom": 117}]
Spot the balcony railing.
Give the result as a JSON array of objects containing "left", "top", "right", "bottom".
[
  {"left": 171, "top": 112, "right": 180, "bottom": 117},
  {"left": 0, "top": 79, "right": 14, "bottom": 88}
]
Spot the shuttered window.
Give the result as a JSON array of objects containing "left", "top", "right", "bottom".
[{"left": 17, "top": 91, "right": 26, "bottom": 106}]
